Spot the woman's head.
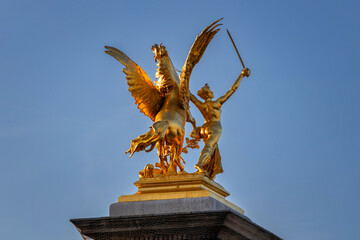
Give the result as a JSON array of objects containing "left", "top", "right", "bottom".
[{"left": 197, "top": 83, "right": 214, "bottom": 100}]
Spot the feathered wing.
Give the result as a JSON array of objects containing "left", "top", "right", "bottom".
[
  {"left": 105, "top": 46, "right": 163, "bottom": 121},
  {"left": 152, "top": 44, "right": 181, "bottom": 93},
  {"left": 179, "top": 18, "right": 223, "bottom": 107}
]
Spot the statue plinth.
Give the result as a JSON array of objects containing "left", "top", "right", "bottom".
[
  {"left": 72, "top": 172, "right": 282, "bottom": 239},
  {"left": 116, "top": 173, "right": 244, "bottom": 215}
]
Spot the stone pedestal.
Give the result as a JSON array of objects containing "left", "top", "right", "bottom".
[
  {"left": 116, "top": 173, "right": 244, "bottom": 215},
  {"left": 71, "top": 173, "right": 282, "bottom": 240}
]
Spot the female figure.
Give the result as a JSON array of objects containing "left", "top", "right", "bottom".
[{"left": 190, "top": 68, "right": 250, "bottom": 179}]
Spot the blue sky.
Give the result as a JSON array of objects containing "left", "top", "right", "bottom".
[{"left": 0, "top": 0, "right": 359, "bottom": 239}]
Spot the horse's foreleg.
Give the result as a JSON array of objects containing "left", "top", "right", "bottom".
[
  {"left": 167, "top": 145, "right": 178, "bottom": 174},
  {"left": 156, "top": 140, "right": 167, "bottom": 172},
  {"left": 176, "top": 138, "right": 185, "bottom": 172},
  {"left": 171, "top": 136, "right": 185, "bottom": 173}
]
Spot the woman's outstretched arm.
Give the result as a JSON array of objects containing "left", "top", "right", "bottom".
[{"left": 217, "top": 68, "right": 250, "bottom": 105}]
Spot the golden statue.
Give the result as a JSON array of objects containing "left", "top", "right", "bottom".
[
  {"left": 189, "top": 68, "right": 250, "bottom": 179},
  {"left": 105, "top": 19, "right": 222, "bottom": 175},
  {"left": 188, "top": 29, "right": 251, "bottom": 179}
]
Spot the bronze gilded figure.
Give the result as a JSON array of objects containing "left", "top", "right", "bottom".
[
  {"left": 105, "top": 19, "right": 251, "bottom": 179},
  {"left": 105, "top": 19, "right": 222, "bottom": 175},
  {"left": 190, "top": 68, "right": 250, "bottom": 179}
]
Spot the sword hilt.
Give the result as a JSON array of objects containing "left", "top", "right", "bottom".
[{"left": 242, "top": 68, "right": 251, "bottom": 77}]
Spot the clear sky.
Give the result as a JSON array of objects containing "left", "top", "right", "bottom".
[{"left": 0, "top": 0, "right": 359, "bottom": 239}]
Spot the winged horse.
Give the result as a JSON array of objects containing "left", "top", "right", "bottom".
[{"left": 105, "top": 19, "right": 222, "bottom": 174}]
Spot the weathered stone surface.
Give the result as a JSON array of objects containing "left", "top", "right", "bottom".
[
  {"left": 71, "top": 210, "right": 282, "bottom": 240},
  {"left": 70, "top": 197, "right": 281, "bottom": 240},
  {"left": 110, "top": 196, "right": 246, "bottom": 218},
  {"left": 72, "top": 194, "right": 281, "bottom": 239}
]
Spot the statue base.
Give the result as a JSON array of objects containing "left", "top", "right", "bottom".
[
  {"left": 71, "top": 173, "right": 282, "bottom": 239},
  {"left": 116, "top": 172, "right": 244, "bottom": 215}
]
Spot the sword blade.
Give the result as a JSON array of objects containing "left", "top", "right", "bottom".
[{"left": 226, "top": 29, "right": 246, "bottom": 69}]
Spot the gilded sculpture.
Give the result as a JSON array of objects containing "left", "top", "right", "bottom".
[
  {"left": 105, "top": 19, "right": 250, "bottom": 179},
  {"left": 105, "top": 19, "right": 222, "bottom": 175},
  {"left": 190, "top": 68, "right": 250, "bottom": 179}
]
